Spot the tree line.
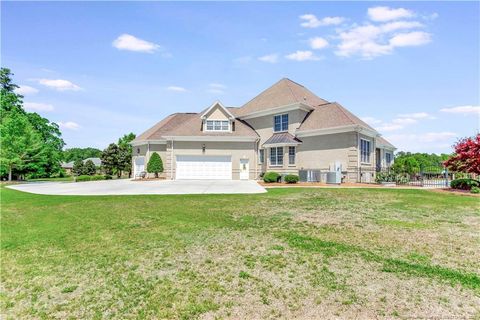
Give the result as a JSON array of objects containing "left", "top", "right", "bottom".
[{"left": 0, "top": 67, "right": 137, "bottom": 181}]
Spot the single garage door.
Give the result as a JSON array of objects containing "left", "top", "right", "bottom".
[{"left": 176, "top": 155, "right": 232, "bottom": 180}]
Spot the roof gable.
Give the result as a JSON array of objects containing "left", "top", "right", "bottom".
[
  {"left": 236, "top": 78, "right": 329, "bottom": 117},
  {"left": 200, "top": 101, "right": 235, "bottom": 120}
]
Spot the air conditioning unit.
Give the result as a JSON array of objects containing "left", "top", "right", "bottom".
[{"left": 327, "top": 161, "right": 342, "bottom": 184}]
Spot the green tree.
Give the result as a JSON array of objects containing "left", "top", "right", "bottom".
[
  {"left": 118, "top": 132, "right": 136, "bottom": 178},
  {"left": 147, "top": 152, "right": 163, "bottom": 178},
  {"left": 83, "top": 159, "right": 96, "bottom": 175},
  {"left": 0, "top": 67, "right": 65, "bottom": 179},
  {"left": 0, "top": 109, "right": 44, "bottom": 181},
  {"left": 63, "top": 147, "right": 101, "bottom": 163},
  {"left": 72, "top": 159, "right": 84, "bottom": 176},
  {"left": 101, "top": 143, "right": 120, "bottom": 177}
]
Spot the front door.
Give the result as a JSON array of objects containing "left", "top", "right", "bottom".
[{"left": 240, "top": 159, "right": 249, "bottom": 180}]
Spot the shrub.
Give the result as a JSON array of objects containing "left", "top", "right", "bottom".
[
  {"left": 147, "top": 152, "right": 164, "bottom": 178},
  {"left": 375, "top": 172, "right": 396, "bottom": 183},
  {"left": 284, "top": 174, "right": 299, "bottom": 184},
  {"left": 450, "top": 178, "right": 480, "bottom": 190},
  {"left": 83, "top": 160, "right": 96, "bottom": 175},
  {"left": 471, "top": 186, "right": 480, "bottom": 194},
  {"left": 104, "top": 174, "right": 113, "bottom": 180},
  {"left": 72, "top": 160, "right": 84, "bottom": 176},
  {"left": 263, "top": 171, "right": 280, "bottom": 183},
  {"left": 90, "top": 175, "right": 105, "bottom": 181},
  {"left": 76, "top": 175, "right": 91, "bottom": 182}
]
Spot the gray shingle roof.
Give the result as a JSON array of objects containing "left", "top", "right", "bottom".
[
  {"left": 235, "top": 78, "right": 329, "bottom": 117},
  {"left": 263, "top": 132, "right": 302, "bottom": 146},
  {"left": 376, "top": 136, "right": 396, "bottom": 149},
  {"left": 297, "top": 102, "right": 376, "bottom": 132}
]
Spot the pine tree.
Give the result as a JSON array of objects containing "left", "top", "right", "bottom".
[
  {"left": 72, "top": 159, "right": 84, "bottom": 176},
  {"left": 83, "top": 159, "right": 96, "bottom": 175},
  {"left": 147, "top": 152, "right": 163, "bottom": 178}
]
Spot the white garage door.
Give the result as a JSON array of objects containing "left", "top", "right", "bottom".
[{"left": 176, "top": 155, "right": 232, "bottom": 180}]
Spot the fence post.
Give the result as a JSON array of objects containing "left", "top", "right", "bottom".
[{"left": 445, "top": 167, "right": 449, "bottom": 188}]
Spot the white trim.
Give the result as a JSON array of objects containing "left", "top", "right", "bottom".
[
  {"left": 204, "top": 119, "right": 231, "bottom": 132},
  {"left": 162, "top": 135, "right": 258, "bottom": 142},
  {"left": 296, "top": 125, "right": 379, "bottom": 138},
  {"left": 360, "top": 138, "right": 372, "bottom": 164},
  {"left": 238, "top": 102, "right": 314, "bottom": 120},
  {"left": 200, "top": 100, "right": 235, "bottom": 120},
  {"left": 131, "top": 139, "right": 167, "bottom": 146},
  {"left": 263, "top": 142, "right": 301, "bottom": 148}
]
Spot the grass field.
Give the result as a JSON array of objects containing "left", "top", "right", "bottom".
[{"left": 1, "top": 187, "right": 479, "bottom": 319}]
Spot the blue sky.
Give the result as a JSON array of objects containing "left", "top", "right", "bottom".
[{"left": 2, "top": 1, "right": 479, "bottom": 153}]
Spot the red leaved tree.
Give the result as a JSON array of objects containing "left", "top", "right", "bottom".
[{"left": 444, "top": 134, "right": 480, "bottom": 174}]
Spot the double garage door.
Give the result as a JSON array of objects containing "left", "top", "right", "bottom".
[{"left": 176, "top": 155, "right": 232, "bottom": 180}]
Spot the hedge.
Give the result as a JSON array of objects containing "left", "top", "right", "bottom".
[
  {"left": 284, "top": 174, "right": 299, "bottom": 184},
  {"left": 76, "top": 175, "right": 107, "bottom": 182},
  {"left": 263, "top": 171, "right": 280, "bottom": 183},
  {"left": 450, "top": 178, "right": 480, "bottom": 190}
]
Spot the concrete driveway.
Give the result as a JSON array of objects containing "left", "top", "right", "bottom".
[{"left": 7, "top": 179, "right": 266, "bottom": 196}]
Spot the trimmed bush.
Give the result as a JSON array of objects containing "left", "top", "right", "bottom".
[
  {"left": 147, "top": 152, "right": 164, "bottom": 178},
  {"left": 104, "top": 174, "right": 113, "bottom": 180},
  {"left": 90, "top": 175, "right": 105, "bottom": 181},
  {"left": 76, "top": 175, "right": 91, "bottom": 182},
  {"left": 263, "top": 171, "right": 280, "bottom": 183},
  {"left": 450, "top": 178, "right": 480, "bottom": 190},
  {"left": 471, "top": 186, "right": 480, "bottom": 194},
  {"left": 72, "top": 160, "right": 84, "bottom": 176},
  {"left": 284, "top": 174, "right": 299, "bottom": 184}
]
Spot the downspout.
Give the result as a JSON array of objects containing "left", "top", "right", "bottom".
[{"left": 170, "top": 139, "right": 174, "bottom": 180}]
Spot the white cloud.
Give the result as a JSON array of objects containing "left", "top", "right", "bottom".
[
  {"left": 258, "top": 54, "right": 279, "bottom": 63},
  {"left": 380, "top": 21, "right": 424, "bottom": 33},
  {"left": 397, "top": 112, "right": 433, "bottom": 119},
  {"left": 336, "top": 22, "right": 430, "bottom": 58},
  {"left": 300, "top": 14, "right": 345, "bottom": 28},
  {"left": 392, "top": 117, "right": 417, "bottom": 125},
  {"left": 58, "top": 121, "right": 80, "bottom": 130},
  {"left": 207, "top": 83, "right": 226, "bottom": 94},
  {"left": 368, "top": 7, "right": 414, "bottom": 22},
  {"left": 385, "top": 132, "right": 458, "bottom": 152},
  {"left": 166, "top": 86, "right": 187, "bottom": 92},
  {"left": 440, "top": 105, "right": 480, "bottom": 115},
  {"left": 389, "top": 31, "right": 431, "bottom": 47},
  {"left": 361, "top": 116, "right": 383, "bottom": 125},
  {"left": 112, "top": 34, "right": 160, "bottom": 53},
  {"left": 309, "top": 37, "right": 329, "bottom": 50},
  {"left": 285, "top": 50, "right": 321, "bottom": 61},
  {"left": 376, "top": 124, "right": 404, "bottom": 132},
  {"left": 23, "top": 102, "right": 54, "bottom": 112},
  {"left": 37, "top": 79, "right": 81, "bottom": 91},
  {"left": 15, "top": 85, "right": 39, "bottom": 95},
  {"left": 209, "top": 83, "right": 226, "bottom": 89}
]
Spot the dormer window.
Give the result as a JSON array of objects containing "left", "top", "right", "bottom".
[
  {"left": 274, "top": 114, "right": 288, "bottom": 132},
  {"left": 206, "top": 120, "right": 230, "bottom": 131}
]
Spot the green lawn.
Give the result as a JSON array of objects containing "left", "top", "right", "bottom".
[{"left": 1, "top": 187, "right": 479, "bottom": 319}]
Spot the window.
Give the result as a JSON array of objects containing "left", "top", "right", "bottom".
[
  {"left": 288, "top": 146, "right": 296, "bottom": 165},
  {"left": 360, "top": 139, "right": 371, "bottom": 163},
  {"left": 205, "top": 120, "right": 229, "bottom": 131},
  {"left": 259, "top": 149, "right": 264, "bottom": 164},
  {"left": 274, "top": 114, "right": 288, "bottom": 132},
  {"left": 270, "top": 147, "right": 283, "bottom": 166},
  {"left": 385, "top": 152, "right": 392, "bottom": 166}
]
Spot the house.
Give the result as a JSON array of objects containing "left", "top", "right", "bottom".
[
  {"left": 61, "top": 157, "right": 102, "bottom": 175},
  {"left": 131, "top": 78, "right": 395, "bottom": 182}
]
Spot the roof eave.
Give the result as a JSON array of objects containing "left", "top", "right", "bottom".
[
  {"left": 296, "top": 125, "right": 379, "bottom": 138},
  {"left": 238, "top": 102, "right": 314, "bottom": 120}
]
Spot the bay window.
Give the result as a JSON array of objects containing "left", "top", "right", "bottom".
[{"left": 270, "top": 147, "right": 283, "bottom": 166}]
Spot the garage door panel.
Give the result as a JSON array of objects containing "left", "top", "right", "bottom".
[{"left": 176, "top": 155, "right": 232, "bottom": 180}]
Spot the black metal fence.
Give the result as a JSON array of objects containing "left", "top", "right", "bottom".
[{"left": 354, "top": 166, "right": 477, "bottom": 188}]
